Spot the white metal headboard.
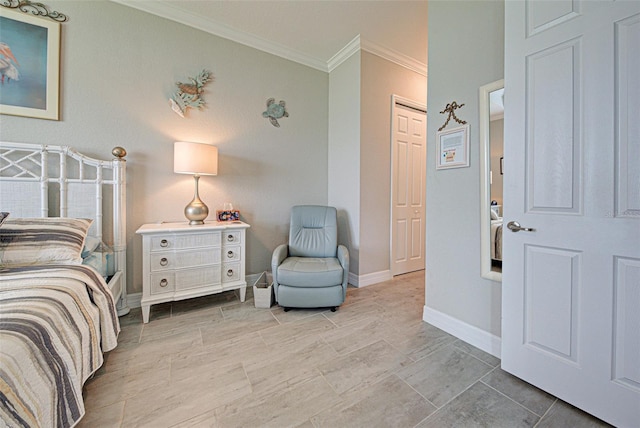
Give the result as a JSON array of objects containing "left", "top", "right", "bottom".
[{"left": 0, "top": 141, "right": 128, "bottom": 313}]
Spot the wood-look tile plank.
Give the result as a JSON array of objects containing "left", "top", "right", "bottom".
[
  {"left": 311, "top": 374, "right": 436, "bottom": 428},
  {"left": 318, "top": 340, "right": 413, "bottom": 395}
]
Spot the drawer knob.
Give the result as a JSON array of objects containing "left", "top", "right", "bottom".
[
  {"left": 227, "top": 250, "right": 234, "bottom": 258},
  {"left": 159, "top": 278, "right": 168, "bottom": 287},
  {"left": 226, "top": 269, "right": 234, "bottom": 277},
  {"left": 160, "top": 257, "right": 168, "bottom": 267},
  {"left": 160, "top": 239, "right": 169, "bottom": 248},
  {"left": 227, "top": 234, "right": 235, "bottom": 242}
]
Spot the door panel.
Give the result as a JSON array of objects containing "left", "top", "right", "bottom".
[
  {"left": 502, "top": 1, "right": 640, "bottom": 426},
  {"left": 391, "top": 99, "right": 426, "bottom": 276},
  {"left": 613, "top": 256, "right": 640, "bottom": 391},
  {"left": 616, "top": 14, "right": 640, "bottom": 216},
  {"left": 527, "top": 0, "right": 579, "bottom": 36},
  {"left": 527, "top": 39, "right": 581, "bottom": 213},
  {"left": 524, "top": 245, "right": 580, "bottom": 361}
]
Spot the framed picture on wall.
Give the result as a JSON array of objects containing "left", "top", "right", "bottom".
[
  {"left": 0, "top": 8, "right": 61, "bottom": 120},
  {"left": 436, "top": 124, "right": 469, "bottom": 170}
]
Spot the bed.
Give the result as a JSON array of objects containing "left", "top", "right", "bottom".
[
  {"left": 491, "top": 217, "right": 503, "bottom": 263},
  {"left": 0, "top": 142, "right": 128, "bottom": 427}
]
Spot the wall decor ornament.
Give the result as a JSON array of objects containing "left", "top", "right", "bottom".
[
  {"left": 169, "top": 69, "right": 213, "bottom": 118},
  {"left": 0, "top": 7, "right": 60, "bottom": 120},
  {"left": 262, "top": 98, "right": 288, "bottom": 127},
  {"left": 438, "top": 101, "right": 467, "bottom": 131},
  {"left": 0, "top": 0, "right": 67, "bottom": 22}
]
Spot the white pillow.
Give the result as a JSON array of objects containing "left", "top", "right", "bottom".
[
  {"left": 81, "top": 235, "right": 102, "bottom": 259},
  {"left": 0, "top": 217, "right": 92, "bottom": 267}
]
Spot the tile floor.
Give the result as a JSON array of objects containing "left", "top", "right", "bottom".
[{"left": 80, "top": 271, "right": 611, "bottom": 427}]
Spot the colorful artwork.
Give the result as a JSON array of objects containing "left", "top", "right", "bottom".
[{"left": 0, "top": 8, "right": 59, "bottom": 120}]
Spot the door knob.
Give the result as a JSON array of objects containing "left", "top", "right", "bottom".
[{"left": 507, "top": 221, "right": 535, "bottom": 232}]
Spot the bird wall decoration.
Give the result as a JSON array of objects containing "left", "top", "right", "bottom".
[{"left": 169, "top": 69, "right": 213, "bottom": 117}]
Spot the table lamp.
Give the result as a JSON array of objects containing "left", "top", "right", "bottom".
[{"left": 174, "top": 142, "right": 218, "bottom": 225}]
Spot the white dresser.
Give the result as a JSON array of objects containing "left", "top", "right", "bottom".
[{"left": 136, "top": 221, "right": 250, "bottom": 323}]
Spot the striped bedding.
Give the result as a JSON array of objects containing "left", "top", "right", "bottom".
[{"left": 0, "top": 264, "right": 120, "bottom": 428}]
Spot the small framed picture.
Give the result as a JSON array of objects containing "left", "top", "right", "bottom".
[
  {"left": 436, "top": 124, "right": 470, "bottom": 170},
  {"left": 216, "top": 210, "right": 240, "bottom": 222}
]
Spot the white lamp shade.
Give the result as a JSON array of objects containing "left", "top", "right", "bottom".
[{"left": 174, "top": 142, "right": 218, "bottom": 175}]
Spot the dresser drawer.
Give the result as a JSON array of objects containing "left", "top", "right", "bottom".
[
  {"left": 222, "top": 262, "right": 241, "bottom": 282},
  {"left": 222, "top": 230, "right": 242, "bottom": 245},
  {"left": 150, "top": 249, "right": 221, "bottom": 272},
  {"left": 222, "top": 246, "right": 242, "bottom": 262},
  {"left": 150, "top": 272, "right": 175, "bottom": 295},
  {"left": 175, "top": 266, "right": 222, "bottom": 291},
  {"left": 150, "top": 232, "right": 221, "bottom": 251}
]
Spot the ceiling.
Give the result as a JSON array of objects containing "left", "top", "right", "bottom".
[{"left": 113, "top": 0, "right": 428, "bottom": 73}]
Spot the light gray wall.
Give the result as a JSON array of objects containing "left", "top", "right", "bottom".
[
  {"left": 328, "top": 53, "right": 361, "bottom": 274},
  {"left": 360, "top": 51, "right": 426, "bottom": 275},
  {"left": 425, "top": 0, "right": 504, "bottom": 336},
  {"left": 0, "top": 1, "right": 329, "bottom": 294}
]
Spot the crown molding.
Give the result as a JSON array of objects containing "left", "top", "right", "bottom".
[
  {"left": 327, "top": 35, "right": 362, "bottom": 72},
  {"left": 111, "top": 1, "right": 427, "bottom": 76},
  {"left": 327, "top": 35, "right": 427, "bottom": 77},
  {"left": 361, "top": 38, "right": 427, "bottom": 77},
  {"left": 111, "top": 0, "right": 328, "bottom": 72}
]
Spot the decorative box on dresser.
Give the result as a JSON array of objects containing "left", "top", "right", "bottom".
[{"left": 136, "top": 221, "right": 250, "bottom": 323}]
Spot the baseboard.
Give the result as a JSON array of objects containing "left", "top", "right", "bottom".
[
  {"left": 423, "top": 306, "right": 502, "bottom": 359},
  {"left": 348, "top": 270, "right": 393, "bottom": 288}
]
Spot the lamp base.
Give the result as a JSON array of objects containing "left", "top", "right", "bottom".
[
  {"left": 185, "top": 199, "right": 208, "bottom": 225},
  {"left": 184, "top": 175, "right": 209, "bottom": 225}
]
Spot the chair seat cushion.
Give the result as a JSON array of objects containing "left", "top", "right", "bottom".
[{"left": 277, "top": 257, "right": 344, "bottom": 288}]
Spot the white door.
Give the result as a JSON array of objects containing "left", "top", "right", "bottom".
[
  {"left": 391, "top": 97, "right": 426, "bottom": 276},
  {"left": 502, "top": 1, "right": 640, "bottom": 426}
]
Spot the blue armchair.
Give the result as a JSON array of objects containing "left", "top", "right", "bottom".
[{"left": 271, "top": 205, "right": 349, "bottom": 311}]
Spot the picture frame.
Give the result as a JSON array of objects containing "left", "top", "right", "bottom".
[
  {"left": 0, "top": 8, "right": 61, "bottom": 120},
  {"left": 436, "top": 124, "right": 469, "bottom": 170},
  {"left": 216, "top": 210, "right": 240, "bottom": 222}
]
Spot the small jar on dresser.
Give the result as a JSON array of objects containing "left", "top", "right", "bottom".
[{"left": 136, "top": 221, "right": 250, "bottom": 323}]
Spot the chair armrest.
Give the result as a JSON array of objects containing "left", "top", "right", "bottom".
[
  {"left": 271, "top": 244, "right": 289, "bottom": 284},
  {"left": 337, "top": 245, "right": 350, "bottom": 295}
]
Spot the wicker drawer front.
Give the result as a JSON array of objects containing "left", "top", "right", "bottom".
[
  {"left": 223, "top": 230, "right": 242, "bottom": 245},
  {"left": 222, "top": 262, "right": 241, "bottom": 282},
  {"left": 150, "top": 249, "right": 221, "bottom": 272},
  {"left": 175, "top": 266, "right": 221, "bottom": 291},
  {"left": 150, "top": 272, "right": 175, "bottom": 295},
  {"left": 150, "top": 232, "right": 221, "bottom": 251},
  {"left": 223, "top": 246, "right": 242, "bottom": 262}
]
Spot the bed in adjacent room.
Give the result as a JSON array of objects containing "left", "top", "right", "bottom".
[
  {"left": 490, "top": 209, "right": 503, "bottom": 265},
  {"left": 0, "top": 142, "right": 128, "bottom": 427}
]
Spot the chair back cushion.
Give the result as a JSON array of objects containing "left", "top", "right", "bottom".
[{"left": 289, "top": 206, "right": 337, "bottom": 258}]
